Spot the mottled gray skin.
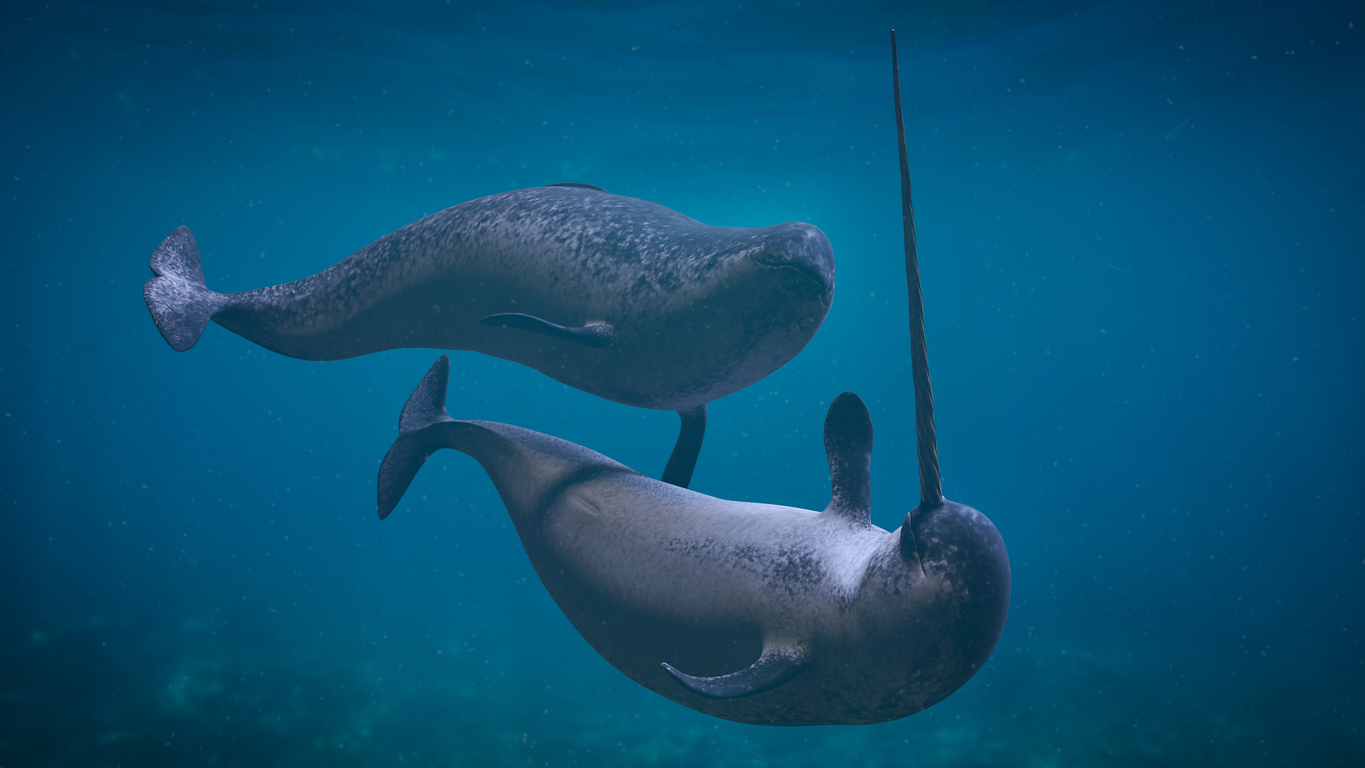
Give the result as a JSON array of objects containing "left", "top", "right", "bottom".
[
  {"left": 380, "top": 357, "right": 1010, "bottom": 726},
  {"left": 145, "top": 185, "right": 833, "bottom": 412}
]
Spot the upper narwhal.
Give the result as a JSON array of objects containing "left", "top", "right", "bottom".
[{"left": 143, "top": 182, "right": 834, "bottom": 487}]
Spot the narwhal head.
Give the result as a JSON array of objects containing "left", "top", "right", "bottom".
[
  {"left": 820, "top": 391, "right": 1009, "bottom": 716},
  {"left": 643, "top": 221, "right": 834, "bottom": 409},
  {"left": 838, "top": 495, "right": 1009, "bottom": 716},
  {"left": 899, "top": 497, "right": 1010, "bottom": 657},
  {"left": 691, "top": 219, "right": 834, "bottom": 303},
  {"left": 742, "top": 221, "right": 835, "bottom": 305}
]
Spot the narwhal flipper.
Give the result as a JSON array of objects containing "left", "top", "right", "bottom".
[
  {"left": 661, "top": 643, "right": 807, "bottom": 699},
  {"left": 479, "top": 313, "right": 617, "bottom": 348},
  {"left": 377, "top": 355, "right": 458, "bottom": 519},
  {"left": 143, "top": 226, "right": 228, "bottom": 351},
  {"left": 820, "top": 392, "right": 873, "bottom": 525},
  {"left": 661, "top": 405, "right": 706, "bottom": 489}
]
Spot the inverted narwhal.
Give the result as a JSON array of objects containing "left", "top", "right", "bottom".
[
  {"left": 374, "top": 33, "right": 1009, "bottom": 726},
  {"left": 144, "top": 182, "right": 833, "bottom": 488}
]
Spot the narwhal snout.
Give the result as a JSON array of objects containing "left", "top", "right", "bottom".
[
  {"left": 750, "top": 223, "right": 835, "bottom": 299},
  {"left": 908, "top": 499, "right": 1011, "bottom": 644}
]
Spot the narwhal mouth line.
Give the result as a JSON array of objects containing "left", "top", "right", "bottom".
[
  {"left": 778, "top": 263, "right": 828, "bottom": 292},
  {"left": 752, "top": 255, "right": 829, "bottom": 294}
]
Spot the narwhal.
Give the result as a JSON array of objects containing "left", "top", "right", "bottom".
[
  {"left": 144, "top": 182, "right": 833, "bottom": 488},
  {"left": 373, "top": 32, "right": 1009, "bottom": 726}
]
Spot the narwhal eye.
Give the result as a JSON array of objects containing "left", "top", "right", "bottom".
[{"left": 705, "top": 259, "right": 716, "bottom": 269}]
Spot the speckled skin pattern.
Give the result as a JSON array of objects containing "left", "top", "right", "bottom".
[
  {"left": 386, "top": 362, "right": 1010, "bottom": 726},
  {"left": 204, "top": 185, "right": 834, "bottom": 411}
]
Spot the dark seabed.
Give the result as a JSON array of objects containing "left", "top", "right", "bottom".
[{"left": 2, "top": 0, "right": 1362, "bottom": 765}]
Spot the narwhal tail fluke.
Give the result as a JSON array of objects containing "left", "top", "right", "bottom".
[
  {"left": 378, "top": 355, "right": 457, "bottom": 520},
  {"left": 143, "top": 226, "right": 228, "bottom": 352}
]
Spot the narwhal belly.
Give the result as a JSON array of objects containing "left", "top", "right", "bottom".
[{"left": 518, "top": 472, "right": 896, "bottom": 725}]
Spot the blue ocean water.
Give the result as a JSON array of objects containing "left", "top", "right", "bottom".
[{"left": 3, "top": 0, "right": 1362, "bottom": 764}]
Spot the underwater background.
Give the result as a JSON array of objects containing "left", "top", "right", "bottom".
[{"left": 2, "top": 0, "right": 1362, "bottom": 765}]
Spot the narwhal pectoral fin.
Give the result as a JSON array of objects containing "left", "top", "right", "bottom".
[
  {"left": 143, "top": 226, "right": 227, "bottom": 352},
  {"left": 479, "top": 313, "right": 616, "bottom": 349},
  {"left": 661, "top": 404, "right": 706, "bottom": 489},
  {"left": 661, "top": 643, "right": 807, "bottom": 700},
  {"left": 377, "top": 355, "right": 457, "bottom": 520},
  {"left": 821, "top": 392, "right": 873, "bottom": 525}
]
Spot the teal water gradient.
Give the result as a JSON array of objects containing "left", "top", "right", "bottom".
[{"left": 2, "top": 1, "right": 1362, "bottom": 765}]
